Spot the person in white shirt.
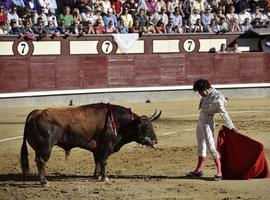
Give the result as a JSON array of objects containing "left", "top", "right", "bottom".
[
  {"left": 186, "top": 79, "right": 239, "bottom": 181},
  {"left": 238, "top": 7, "right": 251, "bottom": 24}
]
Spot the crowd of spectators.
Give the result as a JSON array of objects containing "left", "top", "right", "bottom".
[{"left": 0, "top": 0, "right": 269, "bottom": 36}]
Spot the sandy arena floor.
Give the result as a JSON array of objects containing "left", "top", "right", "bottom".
[{"left": 0, "top": 97, "right": 270, "bottom": 200}]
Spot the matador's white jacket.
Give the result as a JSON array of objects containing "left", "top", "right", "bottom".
[{"left": 196, "top": 88, "right": 235, "bottom": 159}]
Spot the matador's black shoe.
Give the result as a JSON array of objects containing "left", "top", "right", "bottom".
[{"left": 186, "top": 171, "right": 204, "bottom": 177}]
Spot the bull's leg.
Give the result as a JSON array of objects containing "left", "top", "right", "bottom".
[
  {"left": 35, "top": 155, "right": 49, "bottom": 187},
  {"left": 93, "top": 155, "right": 101, "bottom": 179},
  {"left": 100, "top": 158, "right": 109, "bottom": 182},
  {"left": 65, "top": 150, "right": 70, "bottom": 161}
]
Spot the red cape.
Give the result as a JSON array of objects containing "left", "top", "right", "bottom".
[{"left": 217, "top": 126, "right": 270, "bottom": 179}]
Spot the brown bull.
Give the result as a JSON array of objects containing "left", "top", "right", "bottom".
[{"left": 20, "top": 103, "right": 160, "bottom": 187}]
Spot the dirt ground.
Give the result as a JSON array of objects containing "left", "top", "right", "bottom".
[{"left": 0, "top": 97, "right": 270, "bottom": 200}]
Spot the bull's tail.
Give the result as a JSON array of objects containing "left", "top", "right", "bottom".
[{"left": 20, "top": 110, "right": 40, "bottom": 178}]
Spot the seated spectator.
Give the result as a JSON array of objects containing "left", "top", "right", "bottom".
[
  {"left": 94, "top": 19, "right": 106, "bottom": 34},
  {"left": 208, "top": 18, "right": 221, "bottom": 33},
  {"left": 231, "top": 42, "right": 241, "bottom": 53},
  {"left": 83, "top": 21, "right": 95, "bottom": 34},
  {"left": 219, "top": 17, "right": 229, "bottom": 33},
  {"left": 215, "top": 7, "right": 226, "bottom": 24},
  {"left": 182, "top": 19, "right": 191, "bottom": 33},
  {"left": 129, "top": 19, "right": 141, "bottom": 33},
  {"left": 170, "top": 7, "right": 183, "bottom": 32},
  {"left": 219, "top": 0, "right": 233, "bottom": 14},
  {"left": 146, "top": 20, "right": 156, "bottom": 33},
  {"left": 69, "top": 19, "right": 83, "bottom": 35},
  {"left": 44, "top": 19, "right": 59, "bottom": 35},
  {"left": 229, "top": 18, "right": 241, "bottom": 32},
  {"left": 59, "top": 6, "right": 73, "bottom": 27},
  {"left": 117, "top": 18, "right": 129, "bottom": 33},
  {"left": 38, "top": 0, "right": 57, "bottom": 14},
  {"left": 0, "top": 6, "right": 7, "bottom": 24},
  {"left": 34, "top": 6, "right": 48, "bottom": 26},
  {"left": 24, "top": 0, "right": 40, "bottom": 13},
  {"left": 123, "top": 0, "right": 137, "bottom": 18},
  {"left": 201, "top": 6, "right": 214, "bottom": 32},
  {"left": 192, "top": 18, "right": 203, "bottom": 32},
  {"left": 165, "top": 18, "right": 176, "bottom": 33},
  {"left": 153, "top": 7, "right": 168, "bottom": 26},
  {"left": 21, "top": 19, "right": 35, "bottom": 39},
  {"left": 252, "top": 17, "right": 263, "bottom": 28},
  {"left": 238, "top": 6, "right": 252, "bottom": 24},
  {"left": 251, "top": 6, "right": 264, "bottom": 22},
  {"left": 47, "top": 8, "right": 57, "bottom": 27},
  {"left": 101, "top": 0, "right": 112, "bottom": 15},
  {"left": 240, "top": 17, "right": 253, "bottom": 32},
  {"left": 21, "top": 7, "right": 34, "bottom": 24},
  {"left": 189, "top": 8, "right": 201, "bottom": 28},
  {"left": 111, "top": 0, "right": 123, "bottom": 18},
  {"left": 7, "top": 5, "right": 20, "bottom": 26},
  {"left": 167, "top": 0, "right": 179, "bottom": 15},
  {"left": 192, "top": 0, "right": 205, "bottom": 13},
  {"left": 120, "top": 7, "right": 133, "bottom": 28},
  {"left": 56, "top": 19, "right": 70, "bottom": 35},
  {"left": 218, "top": 43, "right": 228, "bottom": 53},
  {"left": 154, "top": 19, "right": 166, "bottom": 33},
  {"left": 81, "top": 6, "right": 96, "bottom": 24},
  {"left": 0, "top": 0, "right": 13, "bottom": 11},
  {"left": 72, "top": 8, "right": 82, "bottom": 23},
  {"left": 154, "top": 0, "right": 166, "bottom": 13},
  {"left": 8, "top": 19, "right": 22, "bottom": 35},
  {"left": 32, "top": 16, "right": 46, "bottom": 35},
  {"left": 94, "top": 7, "right": 104, "bottom": 26},
  {"left": 226, "top": 5, "right": 240, "bottom": 24},
  {"left": 135, "top": 8, "right": 149, "bottom": 31},
  {"left": 0, "top": 21, "right": 8, "bottom": 34},
  {"left": 105, "top": 19, "right": 117, "bottom": 33},
  {"left": 103, "top": 8, "right": 118, "bottom": 28},
  {"left": 146, "top": 0, "right": 155, "bottom": 13}
]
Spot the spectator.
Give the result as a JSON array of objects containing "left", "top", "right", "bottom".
[
  {"left": 137, "top": 0, "right": 147, "bottom": 13},
  {"left": 103, "top": 8, "right": 118, "bottom": 28},
  {"left": 105, "top": 19, "right": 117, "bottom": 33},
  {"left": 56, "top": 19, "right": 70, "bottom": 35},
  {"left": 93, "top": 7, "right": 104, "bottom": 26},
  {"left": 123, "top": 0, "right": 137, "bottom": 18},
  {"left": 34, "top": 6, "right": 48, "bottom": 25},
  {"left": 38, "top": 0, "right": 57, "bottom": 14},
  {"left": 0, "top": 21, "right": 8, "bottom": 34},
  {"left": 192, "top": 18, "right": 203, "bottom": 32},
  {"left": 8, "top": 19, "right": 21, "bottom": 34},
  {"left": 182, "top": 19, "right": 191, "bottom": 32},
  {"left": 192, "top": 0, "right": 205, "bottom": 13},
  {"left": 69, "top": 19, "right": 83, "bottom": 35},
  {"left": 44, "top": 19, "right": 59, "bottom": 35},
  {"left": 101, "top": 0, "right": 112, "bottom": 15},
  {"left": 120, "top": 7, "right": 133, "bottom": 28},
  {"left": 135, "top": 8, "right": 149, "bottom": 31},
  {"left": 219, "top": 0, "right": 233, "bottom": 14},
  {"left": 111, "top": 0, "right": 123, "bottom": 18},
  {"left": 117, "top": 18, "right": 129, "bottom": 33},
  {"left": 153, "top": 7, "right": 168, "bottom": 26},
  {"left": 218, "top": 43, "right": 228, "bottom": 53},
  {"left": 146, "top": 0, "right": 155, "bottom": 13},
  {"left": 229, "top": 18, "right": 241, "bottom": 32},
  {"left": 219, "top": 17, "right": 229, "bottom": 33},
  {"left": 251, "top": 6, "right": 264, "bottom": 22},
  {"left": 201, "top": 6, "right": 214, "bottom": 32},
  {"left": 81, "top": 6, "right": 96, "bottom": 23},
  {"left": 0, "top": 5, "right": 8, "bottom": 26},
  {"left": 12, "top": 0, "right": 25, "bottom": 8},
  {"left": 154, "top": 0, "right": 166, "bottom": 13},
  {"left": 21, "top": 19, "right": 34, "bottom": 34},
  {"left": 146, "top": 20, "right": 156, "bottom": 33},
  {"left": 165, "top": 17, "right": 175, "bottom": 33},
  {"left": 167, "top": 0, "right": 179, "bottom": 15},
  {"left": 7, "top": 5, "right": 20, "bottom": 26},
  {"left": 226, "top": 5, "right": 240, "bottom": 24},
  {"left": 83, "top": 21, "right": 95, "bottom": 34},
  {"left": 189, "top": 8, "right": 201, "bottom": 28},
  {"left": 94, "top": 19, "right": 106, "bottom": 34},
  {"left": 154, "top": 19, "right": 166, "bottom": 33},
  {"left": 170, "top": 7, "right": 183, "bottom": 32},
  {"left": 238, "top": 6, "right": 251, "bottom": 24},
  {"left": 129, "top": 19, "right": 141, "bottom": 33},
  {"left": 249, "top": 0, "right": 264, "bottom": 11},
  {"left": 72, "top": 7, "right": 82, "bottom": 23},
  {"left": 240, "top": 17, "right": 252, "bottom": 32},
  {"left": 47, "top": 8, "right": 57, "bottom": 27},
  {"left": 59, "top": 6, "right": 73, "bottom": 27},
  {"left": 231, "top": 42, "right": 241, "bottom": 53},
  {"left": 0, "top": 0, "right": 13, "bottom": 11},
  {"left": 215, "top": 7, "right": 226, "bottom": 24},
  {"left": 32, "top": 16, "right": 45, "bottom": 34},
  {"left": 208, "top": 18, "right": 221, "bottom": 33},
  {"left": 24, "top": 0, "right": 40, "bottom": 13}
]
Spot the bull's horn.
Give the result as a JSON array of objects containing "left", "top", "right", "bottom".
[
  {"left": 148, "top": 110, "right": 157, "bottom": 120},
  {"left": 150, "top": 110, "right": 162, "bottom": 121},
  {"left": 144, "top": 137, "right": 157, "bottom": 150}
]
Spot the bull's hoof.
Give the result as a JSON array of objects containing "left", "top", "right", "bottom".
[
  {"left": 97, "top": 176, "right": 102, "bottom": 181},
  {"left": 41, "top": 181, "right": 49, "bottom": 188},
  {"left": 102, "top": 177, "right": 109, "bottom": 182}
]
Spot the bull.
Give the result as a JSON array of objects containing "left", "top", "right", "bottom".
[{"left": 20, "top": 103, "right": 161, "bottom": 187}]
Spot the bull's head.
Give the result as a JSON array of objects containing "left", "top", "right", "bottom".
[{"left": 134, "top": 117, "right": 158, "bottom": 149}]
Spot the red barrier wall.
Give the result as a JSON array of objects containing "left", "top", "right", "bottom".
[{"left": 0, "top": 35, "right": 269, "bottom": 93}]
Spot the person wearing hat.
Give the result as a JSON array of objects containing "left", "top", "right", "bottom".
[
  {"left": 8, "top": 18, "right": 22, "bottom": 35},
  {"left": 103, "top": 7, "right": 118, "bottom": 29}
]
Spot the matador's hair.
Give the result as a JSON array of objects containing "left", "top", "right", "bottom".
[{"left": 193, "top": 79, "right": 211, "bottom": 91}]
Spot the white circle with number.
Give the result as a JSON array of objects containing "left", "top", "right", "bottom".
[
  {"left": 101, "top": 41, "right": 113, "bottom": 54},
  {"left": 17, "top": 41, "right": 30, "bottom": 56},
  {"left": 183, "top": 39, "right": 196, "bottom": 53}
]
